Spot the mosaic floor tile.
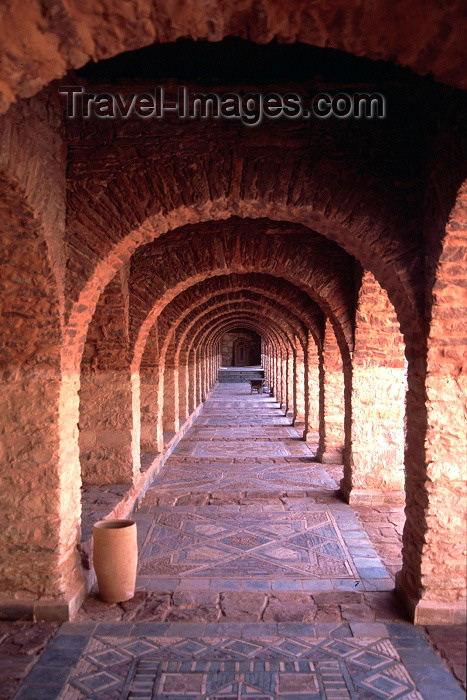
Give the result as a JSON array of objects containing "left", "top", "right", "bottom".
[
  {"left": 136, "top": 507, "right": 373, "bottom": 586},
  {"left": 59, "top": 633, "right": 426, "bottom": 699}
]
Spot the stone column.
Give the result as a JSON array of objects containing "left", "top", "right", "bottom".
[
  {"left": 140, "top": 320, "right": 163, "bottom": 453},
  {"left": 316, "top": 319, "right": 345, "bottom": 463},
  {"left": 266, "top": 343, "right": 275, "bottom": 393},
  {"left": 163, "top": 359, "right": 179, "bottom": 434},
  {"left": 195, "top": 348, "right": 204, "bottom": 405},
  {"left": 303, "top": 332, "right": 320, "bottom": 444},
  {"left": 265, "top": 344, "right": 272, "bottom": 388},
  {"left": 396, "top": 183, "right": 467, "bottom": 624},
  {"left": 268, "top": 348, "right": 273, "bottom": 391},
  {"left": 79, "top": 270, "right": 137, "bottom": 484},
  {"left": 0, "top": 178, "right": 77, "bottom": 617},
  {"left": 341, "top": 271, "right": 406, "bottom": 505},
  {"left": 201, "top": 347, "right": 208, "bottom": 401},
  {"left": 208, "top": 344, "right": 214, "bottom": 388},
  {"left": 275, "top": 351, "right": 282, "bottom": 406},
  {"left": 177, "top": 351, "right": 189, "bottom": 422},
  {"left": 187, "top": 349, "right": 196, "bottom": 413},
  {"left": 140, "top": 366, "right": 163, "bottom": 453},
  {"left": 281, "top": 352, "right": 288, "bottom": 412},
  {"left": 274, "top": 351, "right": 282, "bottom": 405},
  {"left": 286, "top": 350, "right": 295, "bottom": 420},
  {"left": 294, "top": 342, "right": 306, "bottom": 426}
]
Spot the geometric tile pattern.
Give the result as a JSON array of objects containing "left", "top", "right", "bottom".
[
  {"left": 151, "top": 462, "right": 337, "bottom": 493},
  {"left": 133, "top": 385, "right": 389, "bottom": 594},
  {"left": 138, "top": 508, "right": 360, "bottom": 581},
  {"left": 61, "top": 633, "right": 423, "bottom": 699}
]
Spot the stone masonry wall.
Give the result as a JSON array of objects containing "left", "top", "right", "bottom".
[
  {"left": 79, "top": 268, "right": 136, "bottom": 484},
  {"left": 342, "top": 272, "right": 406, "bottom": 504}
]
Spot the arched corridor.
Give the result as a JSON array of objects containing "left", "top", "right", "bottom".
[{"left": 0, "top": 2, "right": 465, "bottom": 697}]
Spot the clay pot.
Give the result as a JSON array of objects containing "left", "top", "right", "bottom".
[{"left": 92, "top": 519, "right": 137, "bottom": 603}]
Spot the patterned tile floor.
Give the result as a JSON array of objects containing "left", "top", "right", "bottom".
[
  {"left": 10, "top": 383, "right": 466, "bottom": 699},
  {"left": 135, "top": 506, "right": 393, "bottom": 592},
  {"left": 14, "top": 623, "right": 464, "bottom": 700}
]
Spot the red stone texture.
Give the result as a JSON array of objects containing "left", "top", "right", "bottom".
[
  {"left": 0, "top": 0, "right": 467, "bottom": 116},
  {"left": 0, "top": 4, "right": 465, "bottom": 631}
]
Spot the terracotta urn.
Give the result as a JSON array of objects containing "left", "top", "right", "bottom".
[{"left": 92, "top": 519, "right": 138, "bottom": 603}]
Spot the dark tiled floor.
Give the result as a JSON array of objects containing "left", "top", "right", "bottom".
[
  {"left": 5, "top": 383, "right": 466, "bottom": 699},
  {"left": 13, "top": 623, "right": 465, "bottom": 700}
]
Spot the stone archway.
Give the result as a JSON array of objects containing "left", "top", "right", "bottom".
[
  {"left": 0, "top": 0, "right": 466, "bottom": 117},
  {"left": 0, "top": 13, "right": 464, "bottom": 630}
]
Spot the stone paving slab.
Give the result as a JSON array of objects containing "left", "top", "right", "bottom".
[{"left": 14, "top": 622, "right": 465, "bottom": 700}]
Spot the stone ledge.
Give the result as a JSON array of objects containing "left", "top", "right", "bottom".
[
  {"left": 0, "top": 582, "right": 87, "bottom": 623},
  {"left": 340, "top": 479, "right": 405, "bottom": 506},
  {"left": 395, "top": 573, "right": 467, "bottom": 625},
  {"left": 303, "top": 431, "right": 319, "bottom": 445}
]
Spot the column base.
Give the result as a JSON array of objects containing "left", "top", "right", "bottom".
[
  {"left": 303, "top": 430, "right": 318, "bottom": 443},
  {"left": 0, "top": 582, "right": 87, "bottom": 623},
  {"left": 316, "top": 448, "right": 343, "bottom": 464},
  {"left": 395, "top": 571, "right": 467, "bottom": 624},
  {"left": 340, "top": 478, "right": 405, "bottom": 506}
]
